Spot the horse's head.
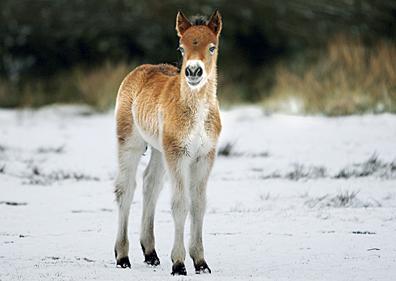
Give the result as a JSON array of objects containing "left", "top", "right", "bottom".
[{"left": 176, "top": 10, "right": 222, "bottom": 90}]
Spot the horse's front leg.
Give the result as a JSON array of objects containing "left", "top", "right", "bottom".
[
  {"left": 164, "top": 150, "right": 190, "bottom": 275},
  {"left": 140, "top": 148, "right": 165, "bottom": 266},
  {"left": 189, "top": 149, "right": 215, "bottom": 274}
]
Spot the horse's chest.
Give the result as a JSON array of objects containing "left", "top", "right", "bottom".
[
  {"left": 186, "top": 125, "right": 212, "bottom": 157},
  {"left": 185, "top": 107, "right": 213, "bottom": 158}
]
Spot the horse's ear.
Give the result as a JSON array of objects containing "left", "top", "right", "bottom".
[
  {"left": 207, "top": 10, "right": 222, "bottom": 36},
  {"left": 176, "top": 11, "right": 192, "bottom": 37}
]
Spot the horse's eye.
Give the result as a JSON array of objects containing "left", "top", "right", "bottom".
[
  {"left": 178, "top": 46, "right": 185, "bottom": 56},
  {"left": 209, "top": 46, "right": 216, "bottom": 54}
]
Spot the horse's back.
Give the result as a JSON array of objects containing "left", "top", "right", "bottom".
[{"left": 144, "top": 63, "right": 179, "bottom": 78}]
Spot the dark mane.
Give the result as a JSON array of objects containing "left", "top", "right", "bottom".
[{"left": 190, "top": 15, "right": 208, "bottom": 26}]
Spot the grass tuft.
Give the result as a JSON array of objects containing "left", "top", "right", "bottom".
[
  {"left": 304, "top": 191, "right": 382, "bottom": 208},
  {"left": 217, "top": 142, "right": 236, "bottom": 157},
  {"left": 334, "top": 153, "right": 396, "bottom": 179}
]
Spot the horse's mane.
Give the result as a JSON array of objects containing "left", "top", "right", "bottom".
[{"left": 190, "top": 15, "right": 208, "bottom": 26}]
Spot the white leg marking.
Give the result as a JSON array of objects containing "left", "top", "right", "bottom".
[
  {"left": 114, "top": 134, "right": 146, "bottom": 260},
  {"left": 189, "top": 155, "right": 213, "bottom": 264},
  {"left": 140, "top": 148, "right": 165, "bottom": 254},
  {"left": 166, "top": 157, "right": 190, "bottom": 264}
]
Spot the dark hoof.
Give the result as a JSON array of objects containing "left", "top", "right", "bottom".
[
  {"left": 144, "top": 250, "right": 160, "bottom": 266},
  {"left": 194, "top": 260, "right": 211, "bottom": 274},
  {"left": 116, "top": 256, "right": 131, "bottom": 268},
  {"left": 171, "top": 262, "right": 187, "bottom": 275}
]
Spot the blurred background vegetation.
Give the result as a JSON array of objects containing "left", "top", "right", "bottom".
[{"left": 0, "top": 0, "right": 395, "bottom": 114}]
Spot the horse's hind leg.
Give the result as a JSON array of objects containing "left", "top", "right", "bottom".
[
  {"left": 114, "top": 133, "right": 145, "bottom": 268},
  {"left": 140, "top": 148, "right": 165, "bottom": 266}
]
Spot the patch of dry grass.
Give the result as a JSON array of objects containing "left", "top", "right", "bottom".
[
  {"left": 2, "top": 37, "right": 396, "bottom": 115},
  {"left": 0, "top": 62, "right": 131, "bottom": 111},
  {"left": 265, "top": 35, "right": 396, "bottom": 115},
  {"left": 74, "top": 63, "right": 130, "bottom": 112}
]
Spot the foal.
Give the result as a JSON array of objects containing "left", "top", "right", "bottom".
[{"left": 113, "top": 11, "right": 222, "bottom": 275}]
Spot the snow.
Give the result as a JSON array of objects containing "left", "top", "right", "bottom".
[{"left": 1, "top": 105, "right": 396, "bottom": 281}]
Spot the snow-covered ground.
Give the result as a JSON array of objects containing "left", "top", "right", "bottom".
[{"left": 1, "top": 106, "right": 395, "bottom": 281}]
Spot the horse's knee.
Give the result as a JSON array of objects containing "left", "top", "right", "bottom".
[{"left": 171, "top": 193, "right": 188, "bottom": 217}]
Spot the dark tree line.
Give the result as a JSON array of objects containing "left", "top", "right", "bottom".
[{"left": 0, "top": 0, "right": 395, "bottom": 82}]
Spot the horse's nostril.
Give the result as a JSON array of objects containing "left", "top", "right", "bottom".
[
  {"left": 185, "top": 67, "right": 192, "bottom": 77},
  {"left": 186, "top": 65, "right": 203, "bottom": 79},
  {"left": 194, "top": 67, "right": 203, "bottom": 77}
]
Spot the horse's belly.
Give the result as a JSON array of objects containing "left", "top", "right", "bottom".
[
  {"left": 132, "top": 107, "right": 162, "bottom": 151},
  {"left": 137, "top": 124, "right": 162, "bottom": 151}
]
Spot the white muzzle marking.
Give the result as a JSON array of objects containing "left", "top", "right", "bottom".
[{"left": 185, "top": 60, "right": 207, "bottom": 90}]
